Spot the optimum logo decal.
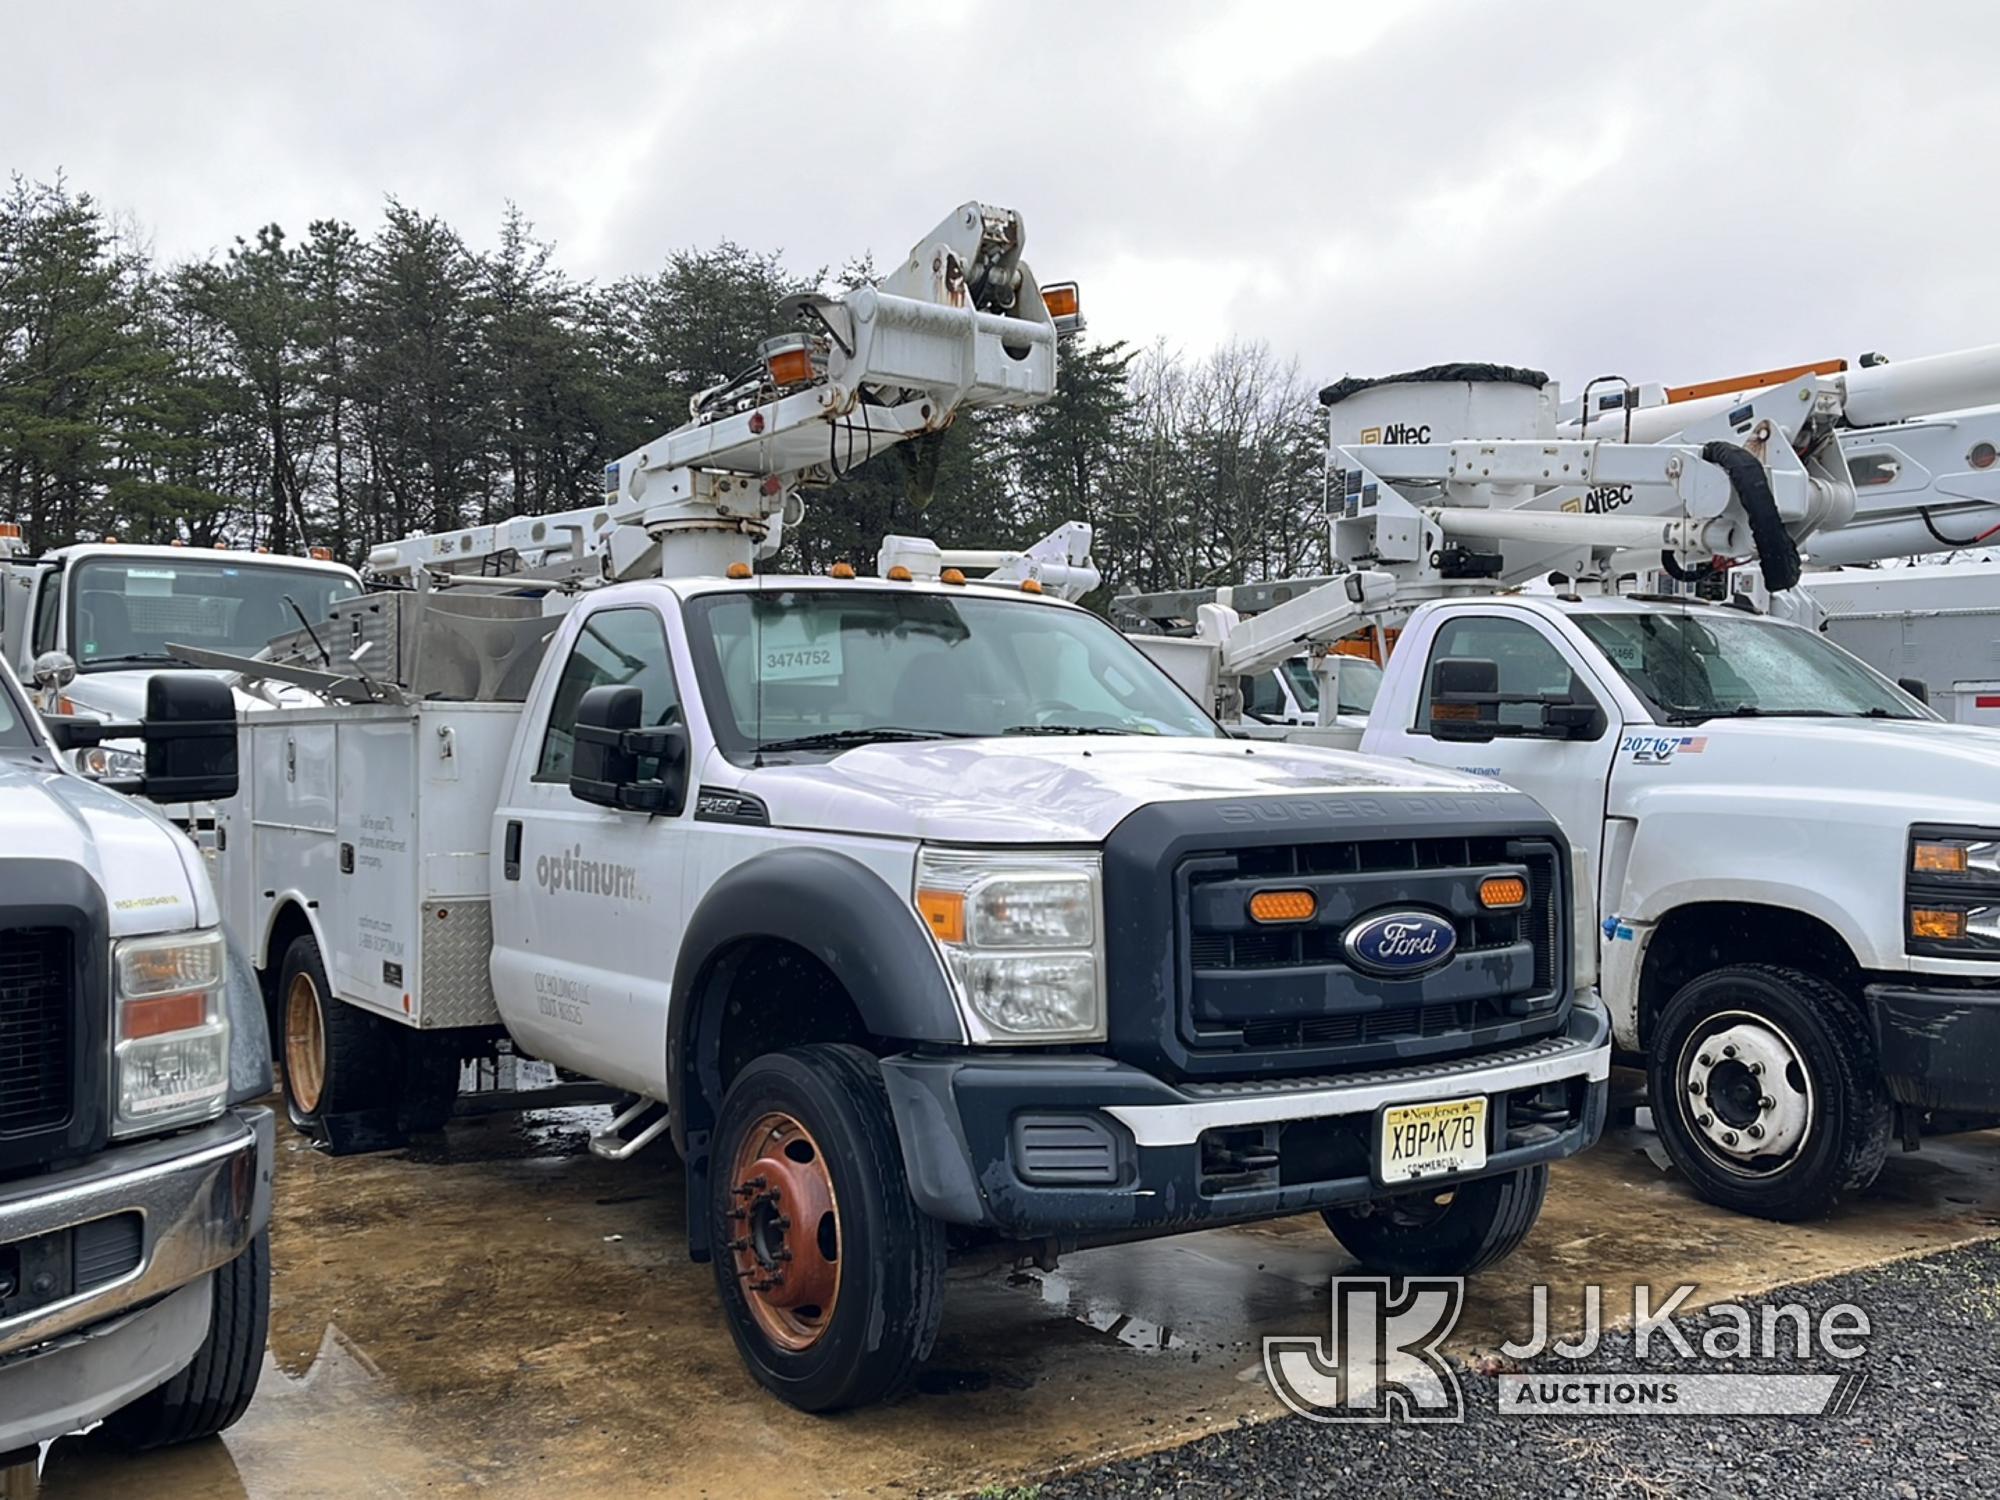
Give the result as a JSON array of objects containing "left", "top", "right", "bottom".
[{"left": 535, "top": 843, "right": 641, "bottom": 901}]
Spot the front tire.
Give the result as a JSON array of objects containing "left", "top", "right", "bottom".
[
  {"left": 1647, "top": 964, "right": 1891, "bottom": 1221},
  {"left": 102, "top": 1233, "right": 270, "bottom": 1449},
  {"left": 709, "top": 1044, "right": 944, "bottom": 1411},
  {"left": 1322, "top": 1165, "right": 1548, "bottom": 1275},
  {"left": 278, "top": 934, "right": 393, "bottom": 1134}
]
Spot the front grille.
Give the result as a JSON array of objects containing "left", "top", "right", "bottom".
[
  {"left": 0, "top": 928, "right": 73, "bottom": 1135},
  {"left": 1178, "top": 834, "right": 1564, "bottom": 1061}
]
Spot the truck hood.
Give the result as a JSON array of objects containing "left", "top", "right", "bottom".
[
  {"left": 1686, "top": 716, "right": 2000, "bottom": 815},
  {"left": 62, "top": 668, "right": 272, "bottom": 722},
  {"left": 0, "top": 751, "right": 211, "bottom": 936},
  {"left": 735, "top": 736, "right": 1512, "bottom": 843}
]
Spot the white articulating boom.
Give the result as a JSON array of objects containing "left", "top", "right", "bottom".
[
  {"left": 1118, "top": 348, "right": 2000, "bottom": 734},
  {"left": 366, "top": 202, "right": 1077, "bottom": 592}
]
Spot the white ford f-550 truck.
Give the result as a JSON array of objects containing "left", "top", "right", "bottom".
[
  {"left": 1356, "top": 589, "right": 2000, "bottom": 1221},
  {"left": 0, "top": 660, "right": 270, "bottom": 1465},
  {"left": 204, "top": 201, "right": 1611, "bottom": 1412}
]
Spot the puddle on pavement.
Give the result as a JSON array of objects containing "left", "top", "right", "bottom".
[{"left": 34, "top": 1103, "right": 2000, "bottom": 1499}]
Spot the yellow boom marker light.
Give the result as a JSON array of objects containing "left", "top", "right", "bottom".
[
  {"left": 1041, "top": 283, "right": 1080, "bottom": 320},
  {"left": 1911, "top": 908, "right": 1966, "bottom": 940},
  {"left": 725, "top": 562, "right": 753, "bottom": 579},
  {"left": 1249, "top": 889, "right": 1316, "bottom": 924},
  {"left": 761, "top": 334, "right": 815, "bottom": 387},
  {"left": 828, "top": 562, "right": 856, "bottom": 579},
  {"left": 1480, "top": 875, "right": 1529, "bottom": 910}
]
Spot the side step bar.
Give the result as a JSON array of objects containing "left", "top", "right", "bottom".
[{"left": 590, "top": 1097, "right": 672, "bottom": 1161}]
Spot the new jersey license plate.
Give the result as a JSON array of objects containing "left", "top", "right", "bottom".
[{"left": 1379, "top": 1095, "right": 1488, "bottom": 1184}]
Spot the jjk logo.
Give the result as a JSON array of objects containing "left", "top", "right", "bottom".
[{"left": 1264, "top": 1276, "right": 1465, "bottom": 1423}]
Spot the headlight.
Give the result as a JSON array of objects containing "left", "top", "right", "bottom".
[
  {"left": 111, "top": 928, "right": 229, "bottom": 1137},
  {"left": 915, "top": 848, "right": 1104, "bottom": 1041},
  {"left": 77, "top": 743, "right": 146, "bottom": 781}
]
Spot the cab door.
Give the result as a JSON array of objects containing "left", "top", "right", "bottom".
[
  {"left": 490, "top": 600, "right": 691, "bottom": 1098},
  {"left": 1377, "top": 609, "right": 1623, "bottom": 969}
]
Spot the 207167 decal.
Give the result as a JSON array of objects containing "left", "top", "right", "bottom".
[{"left": 1621, "top": 733, "right": 1707, "bottom": 764}]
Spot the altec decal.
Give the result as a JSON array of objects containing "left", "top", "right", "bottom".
[
  {"left": 1621, "top": 733, "right": 1708, "bottom": 763},
  {"left": 1358, "top": 422, "right": 1432, "bottom": 445},
  {"left": 1561, "top": 484, "right": 1635, "bottom": 515}
]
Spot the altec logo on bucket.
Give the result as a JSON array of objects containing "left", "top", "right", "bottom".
[{"left": 1265, "top": 1279, "right": 1871, "bottom": 1422}]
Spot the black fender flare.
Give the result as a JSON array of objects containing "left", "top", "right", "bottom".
[{"left": 666, "top": 846, "right": 963, "bottom": 1157}]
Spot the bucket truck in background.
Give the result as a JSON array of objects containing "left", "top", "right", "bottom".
[
  {"left": 1117, "top": 354, "right": 2000, "bottom": 1224},
  {"left": 186, "top": 204, "right": 1609, "bottom": 1413}
]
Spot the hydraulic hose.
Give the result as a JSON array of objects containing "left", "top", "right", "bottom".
[{"left": 1699, "top": 440, "right": 1800, "bottom": 591}]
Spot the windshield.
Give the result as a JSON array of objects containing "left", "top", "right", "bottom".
[
  {"left": 67, "top": 557, "right": 361, "bottom": 671},
  {"left": 1574, "top": 609, "right": 1931, "bottom": 723},
  {"left": 683, "top": 587, "right": 1222, "bottom": 758},
  {"left": 1287, "top": 655, "right": 1382, "bottom": 717}
]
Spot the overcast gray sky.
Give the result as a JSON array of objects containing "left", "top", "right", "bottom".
[{"left": 5, "top": 0, "right": 1994, "bottom": 395}]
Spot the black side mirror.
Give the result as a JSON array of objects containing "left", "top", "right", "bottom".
[
  {"left": 1429, "top": 657, "right": 1606, "bottom": 743},
  {"left": 1898, "top": 676, "right": 1931, "bottom": 707},
  {"left": 570, "top": 684, "right": 688, "bottom": 815},
  {"left": 1429, "top": 657, "right": 1502, "bottom": 742},
  {"left": 46, "top": 674, "right": 238, "bottom": 800}
]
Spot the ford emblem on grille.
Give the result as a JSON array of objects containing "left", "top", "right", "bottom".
[{"left": 1341, "top": 909, "right": 1457, "bottom": 977}]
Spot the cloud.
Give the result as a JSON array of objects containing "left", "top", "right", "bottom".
[{"left": 4, "top": 0, "right": 1997, "bottom": 401}]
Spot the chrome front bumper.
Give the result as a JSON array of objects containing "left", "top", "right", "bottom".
[{"left": 0, "top": 1108, "right": 273, "bottom": 1361}]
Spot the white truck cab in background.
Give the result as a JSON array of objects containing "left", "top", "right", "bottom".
[
  {"left": 0, "top": 532, "right": 361, "bottom": 796},
  {"left": 1358, "top": 590, "right": 2000, "bottom": 1220}
]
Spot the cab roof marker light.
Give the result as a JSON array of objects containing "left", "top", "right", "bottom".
[{"left": 828, "top": 562, "right": 856, "bottom": 579}]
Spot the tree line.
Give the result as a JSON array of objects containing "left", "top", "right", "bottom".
[{"left": 0, "top": 175, "right": 1334, "bottom": 605}]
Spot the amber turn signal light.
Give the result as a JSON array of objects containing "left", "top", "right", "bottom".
[
  {"left": 916, "top": 889, "right": 965, "bottom": 944},
  {"left": 1249, "top": 889, "right": 1316, "bottom": 924},
  {"left": 1479, "top": 875, "right": 1529, "bottom": 910},
  {"left": 1910, "top": 907, "right": 1966, "bottom": 940}
]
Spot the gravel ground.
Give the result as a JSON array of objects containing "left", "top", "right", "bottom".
[{"left": 1032, "top": 1237, "right": 2000, "bottom": 1500}]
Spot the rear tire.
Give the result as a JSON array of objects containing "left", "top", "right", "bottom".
[
  {"left": 103, "top": 1233, "right": 269, "bottom": 1450},
  {"left": 1322, "top": 1165, "right": 1548, "bottom": 1275},
  {"left": 1647, "top": 964, "right": 1891, "bottom": 1221},
  {"left": 277, "top": 934, "right": 393, "bottom": 1134},
  {"left": 709, "top": 1044, "right": 944, "bottom": 1411}
]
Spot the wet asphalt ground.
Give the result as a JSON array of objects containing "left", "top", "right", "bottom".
[{"left": 1036, "top": 1237, "right": 2000, "bottom": 1500}]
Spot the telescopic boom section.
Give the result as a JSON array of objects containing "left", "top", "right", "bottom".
[{"left": 368, "top": 202, "right": 1077, "bottom": 588}]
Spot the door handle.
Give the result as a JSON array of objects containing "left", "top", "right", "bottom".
[{"left": 503, "top": 820, "right": 523, "bottom": 881}]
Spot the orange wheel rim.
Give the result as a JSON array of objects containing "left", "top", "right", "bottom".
[
  {"left": 726, "top": 1110, "right": 841, "bottom": 1352},
  {"left": 285, "top": 972, "right": 327, "bottom": 1113}
]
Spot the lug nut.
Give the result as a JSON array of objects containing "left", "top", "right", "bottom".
[
  {"left": 1698, "top": 1114, "right": 1714, "bottom": 1128},
  {"left": 1722, "top": 1131, "right": 1739, "bottom": 1146},
  {"left": 1687, "top": 1080, "right": 1703, "bottom": 1096},
  {"left": 1748, "top": 1125, "right": 1765, "bottom": 1140},
  {"left": 1758, "top": 1095, "right": 1774, "bottom": 1111},
  {"left": 1721, "top": 1044, "right": 1738, "bottom": 1059},
  {"left": 1697, "top": 1053, "right": 1714, "bottom": 1068},
  {"left": 1749, "top": 1062, "right": 1765, "bottom": 1076}
]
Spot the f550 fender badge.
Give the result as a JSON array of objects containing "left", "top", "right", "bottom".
[{"left": 1342, "top": 910, "right": 1457, "bottom": 977}]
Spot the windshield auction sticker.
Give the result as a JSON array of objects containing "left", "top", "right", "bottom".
[
  {"left": 757, "top": 612, "right": 843, "bottom": 683},
  {"left": 1264, "top": 1279, "right": 1868, "bottom": 1423}
]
